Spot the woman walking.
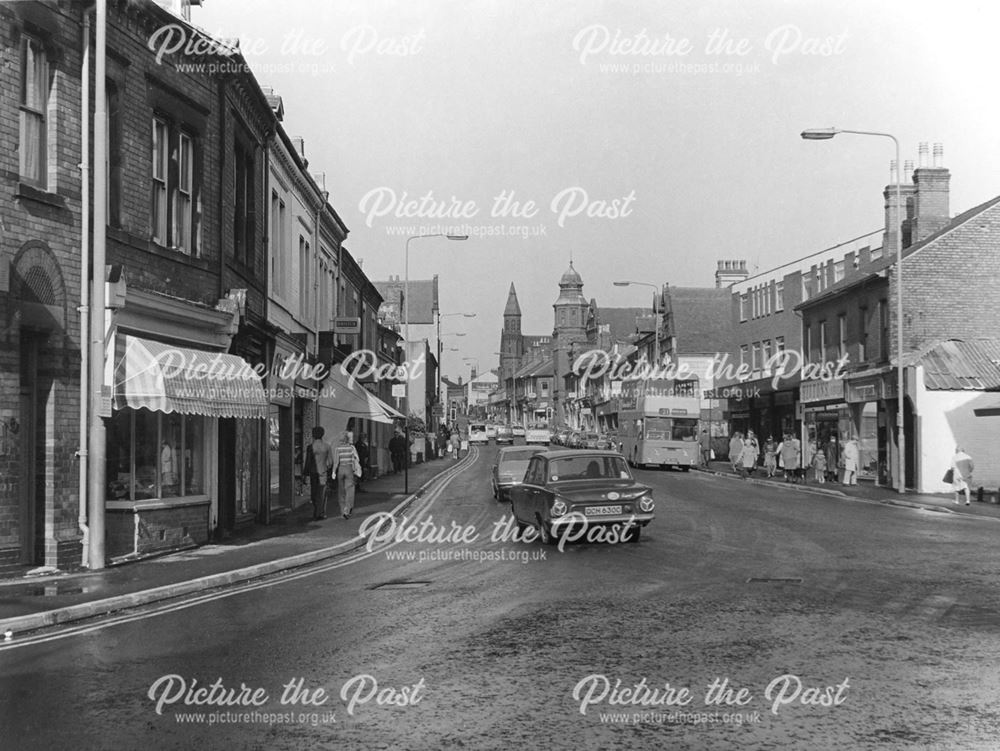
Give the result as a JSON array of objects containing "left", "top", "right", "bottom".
[
  {"left": 334, "top": 431, "right": 362, "bottom": 519},
  {"left": 763, "top": 436, "right": 777, "bottom": 478},
  {"left": 729, "top": 432, "right": 743, "bottom": 474}
]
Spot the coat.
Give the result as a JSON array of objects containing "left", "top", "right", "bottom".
[
  {"left": 779, "top": 438, "right": 801, "bottom": 470},
  {"left": 740, "top": 439, "right": 759, "bottom": 468},
  {"left": 843, "top": 440, "right": 860, "bottom": 472},
  {"left": 729, "top": 437, "right": 743, "bottom": 462}
]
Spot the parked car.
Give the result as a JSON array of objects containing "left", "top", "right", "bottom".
[
  {"left": 491, "top": 445, "right": 547, "bottom": 501},
  {"left": 594, "top": 433, "right": 613, "bottom": 450},
  {"left": 583, "top": 432, "right": 601, "bottom": 449},
  {"left": 566, "top": 431, "right": 585, "bottom": 449},
  {"left": 469, "top": 423, "right": 488, "bottom": 443},
  {"left": 526, "top": 423, "right": 551, "bottom": 445},
  {"left": 495, "top": 425, "right": 514, "bottom": 444},
  {"left": 507, "top": 450, "right": 654, "bottom": 544},
  {"left": 512, "top": 425, "right": 526, "bottom": 438},
  {"left": 486, "top": 424, "right": 498, "bottom": 440}
]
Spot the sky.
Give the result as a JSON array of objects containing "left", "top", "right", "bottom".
[{"left": 189, "top": 0, "right": 1000, "bottom": 381}]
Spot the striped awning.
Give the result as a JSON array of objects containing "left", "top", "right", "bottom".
[{"left": 114, "top": 335, "right": 267, "bottom": 419}]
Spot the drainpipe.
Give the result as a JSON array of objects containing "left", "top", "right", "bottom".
[
  {"left": 77, "top": 8, "right": 91, "bottom": 566},
  {"left": 87, "top": 0, "right": 107, "bottom": 569}
]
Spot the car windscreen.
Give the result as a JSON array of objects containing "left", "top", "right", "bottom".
[{"left": 547, "top": 455, "right": 631, "bottom": 482}]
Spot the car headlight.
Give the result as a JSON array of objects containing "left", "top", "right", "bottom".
[
  {"left": 551, "top": 499, "right": 568, "bottom": 517},
  {"left": 638, "top": 495, "right": 654, "bottom": 513}
]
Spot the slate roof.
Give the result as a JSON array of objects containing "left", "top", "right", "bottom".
[
  {"left": 513, "top": 357, "right": 554, "bottom": 379},
  {"left": 595, "top": 307, "right": 650, "bottom": 342},
  {"left": 797, "top": 194, "right": 1000, "bottom": 310}
]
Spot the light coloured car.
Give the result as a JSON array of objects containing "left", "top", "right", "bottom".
[
  {"left": 469, "top": 423, "right": 488, "bottom": 443},
  {"left": 526, "top": 423, "right": 550, "bottom": 445},
  {"left": 512, "top": 425, "right": 526, "bottom": 438},
  {"left": 491, "top": 445, "right": 547, "bottom": 501},
  {"left": 495, "top": 425, "right": 514, "bottom": 444}
]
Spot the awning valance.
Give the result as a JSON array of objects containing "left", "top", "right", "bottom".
[
  {"left": 317, "top": 365, "right": 405, "bottom": 439},
  {"left": 114, "top": 335, "right": 267, "bottom": 419}
]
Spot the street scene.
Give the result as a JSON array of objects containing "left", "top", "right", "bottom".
[{"left": 2, "top": 0, "right": 1000, "bottom": 748}]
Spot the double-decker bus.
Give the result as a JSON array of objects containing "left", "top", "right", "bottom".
[{"left": 618, "top": 377, "right": 701, "bottom": 470}]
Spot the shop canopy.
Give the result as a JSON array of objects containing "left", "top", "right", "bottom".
[
  {"left": 317, "top": 365, "right": 404, "bottom": 440},
  {"left": 114, "top": 335, "right": 268, "bottom": 419}
]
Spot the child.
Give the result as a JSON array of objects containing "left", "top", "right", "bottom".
[
  {"left": 812, "top": 446, "right": 827, "bottom": 484},
  {"left": 763, "top": 437, "right": 777, "bottom": 478}
]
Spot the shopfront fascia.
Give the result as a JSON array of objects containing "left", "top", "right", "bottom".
[{"left": 105, "top": 291, "right": 266, "bottom": 560}]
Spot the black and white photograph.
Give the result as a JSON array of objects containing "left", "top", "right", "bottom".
[{"left": 2, "top": 0, "right": 1000, "bottom": 748}]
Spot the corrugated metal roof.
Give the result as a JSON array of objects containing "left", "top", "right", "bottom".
[{"left": 919, "top": 339, "right": 1000, "bottom": 390}]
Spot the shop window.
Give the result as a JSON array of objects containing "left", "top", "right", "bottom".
[
  {"left": 105, "top": 408, "right": 208, "bottom": 501},
  {"left": 235, "top": 418, "right": 262, "bottom": 516}
]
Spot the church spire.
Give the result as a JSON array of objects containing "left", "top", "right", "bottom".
[{"left": 504, "top": 282, "right": 522, "bottom": 316}]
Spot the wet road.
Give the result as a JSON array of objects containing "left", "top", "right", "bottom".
[{"left": 3, "top": 444, "right": 1000, "bottom": 750}]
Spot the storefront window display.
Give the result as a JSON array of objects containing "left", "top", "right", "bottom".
[
  {"left": 857, "top": 402, "right": 879, "bottom": 479},
  {"left": 234, "top": 418, "right": 262, "bottom": 517},
  {"left": 106, "top": 408, "right": 207, "bottom": 501}
]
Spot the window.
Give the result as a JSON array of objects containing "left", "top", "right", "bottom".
[
  {"left": 106, "top": 82, "right": 122, "bottom": 226},
  {"left": 837, "top": 314, "right": 847, "bottom": 359},
  {"left": 878, "top": 299, "right": 889, "bottom": 360},
  {"left": 801, "top": 275, "right": 813, "bottom": 301},
  {"left": 819, "top": 320, "right": 827, "bottom": 360},
  {"left": 751, "top": 342, "right": 761, "bottom": 371},
  {"left": 762, "top": 339, "right": 773, "bottom": 369},
  {"left": 739, "top": 344, "right": 749, "bottom": 367},
  {"left": 804, "top": 326, "right": 812, "bottom": 364},
  {"left": 834, "top": 260, "right": 845, "bottom": 283},
  {"left": 151, "top": 118, "right": 168, "bottom": 242},
  {"left": 739, "top": 294, "right": 748, "bottom": 322},
  {"left": 871, "top": 244, "right": 883, "bottom": 262},
  {"left": 774, "top": 280, "right": 784, "bottom": 312},
  {"left": 775, "top": 336, "right": 785, "bottom": 352},
  {"left": 858, "top": 306, "right": 868, "bottom": 362},
  {"left": 540, "top": 380, "right": 549, "bottom": 395},
  {"left": 270, "top": 192, "right": 287, "bottom": 299},
  {"left": 19, "top": 34, "right": 48, "bottom": 187},
  {"left": 105, "top": 408, "right": 207, "bottom": 501},
  {"left": 233, "top": 138, "right": 255, "bottom": 267},
  {"left": 174, "top": 133, "right": 193, "bottom": 253},
  {"left": 298, "top": 236, "right": 311, "bottom": 321},
  {"left": 151, "top": 117, "right": 200, "bottom": 254}
]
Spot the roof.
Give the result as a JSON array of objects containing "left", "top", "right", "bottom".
[
  {"left": 559, "top": 262, "right": 583, "bottom": 287},
  {"left": 595, "top": 307, "right": 650, "bottom": 341},
  {"left": 797, "top": 194, "right": 1000, "bottom": 310},
  {"left": 666, "top": 287, "right": 732, "bottom": 355},
  {"left": 908, "top": 339, "right": 1000, "bottom": 390},
  {"left": 372, "top": 277, "right": 438, "bottom": 324},
  {"left": 513, "top": 356, "right": 554, "bottom": 379},
  {"left": 504, "top": 283, "right": 522, "bottom": 316},
  {"left": 523, "top": 334, "right": 551, "bottom": 349}
]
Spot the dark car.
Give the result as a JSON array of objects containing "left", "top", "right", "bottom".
[
  {"left": 491, "top": 445, "right": 547, "bottom": 501},
  {"left": 507, "top": 450, "right": 654, "bottom": 545}
]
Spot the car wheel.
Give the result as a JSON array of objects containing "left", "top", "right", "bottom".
[
  {"left": 682, "top": 466, "right": 691, "bottom": 472},
  {"left": 626, "top": 524, "right": 642, "bottom": 543},
  {"left": 537, "top": 517, "right": 555, "bottom": 545},
  {"left": 491, "top": 481, "right": 498, "bottom": 499}
]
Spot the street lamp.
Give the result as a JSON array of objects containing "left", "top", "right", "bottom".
[
  {"left": 801, "top": 127, "right": 904, "bottom": 494},
  {"left": 614, "top": 280, "right": 661, "bottom": 365},
  {"left": 437, "top": 311, "right": 476, "bottom": 417},
  {"left": 404, "top": 233, "right": 468, "bottom": 493}
]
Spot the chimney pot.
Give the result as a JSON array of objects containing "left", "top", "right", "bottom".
[
  {"left": 918, "top": 142, "right": 929, "bottom": 168},
  {"left": 933, "top": 142, "right": 944, "bottom": 167},
  {"left": 904, "top": 160, "right": 914, "bottom": 182}
]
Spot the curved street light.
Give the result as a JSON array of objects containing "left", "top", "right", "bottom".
[{"left": 801, "top": 127, "right": 905, "bottom": 494}]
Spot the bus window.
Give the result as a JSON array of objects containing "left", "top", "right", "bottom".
[
  {"left": 672, "top": 418, "right": 699, "bottom": 441},
  {"left": 643, "top": 416, "right": 670, "bottom": 441}
]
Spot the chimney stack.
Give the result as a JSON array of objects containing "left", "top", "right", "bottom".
[
  {"left": 883, "top": 160, "right": 916, "bottom": 255},
  {"left": 912, "top": 142, "right": 950, "bottom": 243},
  {"left": 714, "top": 259, "right": 749, "bottom": 288},
  {"left": 292, "top": 137, "right": 308, "bottom": 168}
]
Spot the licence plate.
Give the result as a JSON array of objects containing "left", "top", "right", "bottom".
[{"left": 585, "top": 505, "right": 622, "bottom": 516}]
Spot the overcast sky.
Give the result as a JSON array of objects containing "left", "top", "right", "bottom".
[{"left": 191, "top": 0, "right": 1000, "bottom": 381}]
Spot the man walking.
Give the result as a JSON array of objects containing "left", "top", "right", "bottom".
[
  {"left": 354, "top": 433, "right": 370, "bottom": 492},
  {"left": 389, "top": 430, "right": 405, "bottom": 474},
  {"left": 305, "top": 426, "right": 334, "bottom": 520},
  {"left": 700, "top": 429, "right": 712, "bottom": 468}
]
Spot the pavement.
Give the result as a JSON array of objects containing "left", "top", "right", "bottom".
[
  {"left": 0, "top": 455, "right": 466, "bottom": 637},
  {"left": 697, "top": 460, "right": 1000, "bottom": 519}
]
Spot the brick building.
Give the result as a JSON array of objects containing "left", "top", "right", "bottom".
[{"left": 0, "top": 1, "right": 85, "bottom": 569}]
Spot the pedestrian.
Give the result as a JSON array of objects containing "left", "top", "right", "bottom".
[
  {"left": 699, "top": 429, "right": 712, "bottom": 467},
  {"left": 825, "top": 436, "right": 839, "bottom": 483},
  {"left": 812, "top": 444, "right": 827, "bottom": 484},
  {"left": 842, "top": 437, "right": 860, "bottom": 486},
  {"left": 739, "top": 432, "right": 759, "bottom": 479},
  {"left": 389, "top": 430, "right": 406, "bottom": 474},
  {"left": 450, "top": 427, "right": 461, "bottom": 459},
  {"left": 950, "top": 446, "right": 974, "bottom": 505},
  {"left": 763, "top": 436, "right": 777, "bottom": 478},
  {"left": 305, "top": 426, "right": 334, "bottom": 520},
  {"left": 334, "top": 431, "right": 362, "bottom": 519},
  {"left": 779, "top": 432, "right": 801, "bottom": 483},
  {"left": 354, "top": 433, "right": 370, "bottom": 492},
  {"left": 729, "top": 431, "right": 743, "bottom": 474}
]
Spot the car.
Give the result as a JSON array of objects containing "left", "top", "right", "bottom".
[
  {"left": 594, "top": 433, "right": 613, "bottom": 451},
  {"left": 583, "top": 432, "right": 601, "bottom": 449},
  {"left": 495, "top": 425, "right": 514, "bottom": 444},
  {"left": 512, "top": 425, "right": 526, "bottom": 438},
  {"left": 486, "top": 424, "right": 498, "bottom": 440},
  {"left": 566, "top": 431, "right": 585, "bottom": 449},
  {"left": 469, "top": 423, "right": 488, "bottom": 443},
  {"left": 526, "top": 423, "right": 550, "bottom": 445},
  {"left": 507, "top": 450, "right": 654, "bottom": 544},
  {"left": 491, "top": 445, "right": 547, "bottom": 501},
  {"left": 554, "top": 428, "right": 572, "bottom": 446}
]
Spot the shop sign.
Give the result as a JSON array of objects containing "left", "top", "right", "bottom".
[
  {"left": 847, "top": 377, "right": 881, "bottom": 403},
  {"left": 333, "top": 317, "right": 361, "bottom": 335},
  {"left": 773, "top": 391, "right": 794, "bottom": 406},
  {"left": 800, "top": 378, "right": 845, "bottom": 404}
]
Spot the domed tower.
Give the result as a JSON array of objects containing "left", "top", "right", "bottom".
[
  {"left": 552, "top": 262, "right": 590, "bottom": 426},
  {"left": 500, "top": 283, "right": 524, "bottom": 383}
]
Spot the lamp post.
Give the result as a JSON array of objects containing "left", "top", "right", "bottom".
[
  {"left": 404, "top": 234, "right": 468, "bottom": 493},
  {"left": 801, "top": 127, "right": 905, "bottom": 494},
  {"left": 614, "top": 280, "right": 661, "bottom": 365},
  {"left": 437, "top": 311, "right": 475, "bottom": 418}
]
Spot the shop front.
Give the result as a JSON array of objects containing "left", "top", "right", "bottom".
[
  {"left": 845, "top": 371, "right": 900, "bottom": 487},
  {"left": 107, "top": 333, "right": 268, "bottom": 560},
  {"left": 801, "top": 378, "right": 851, "bottom": 478}
]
